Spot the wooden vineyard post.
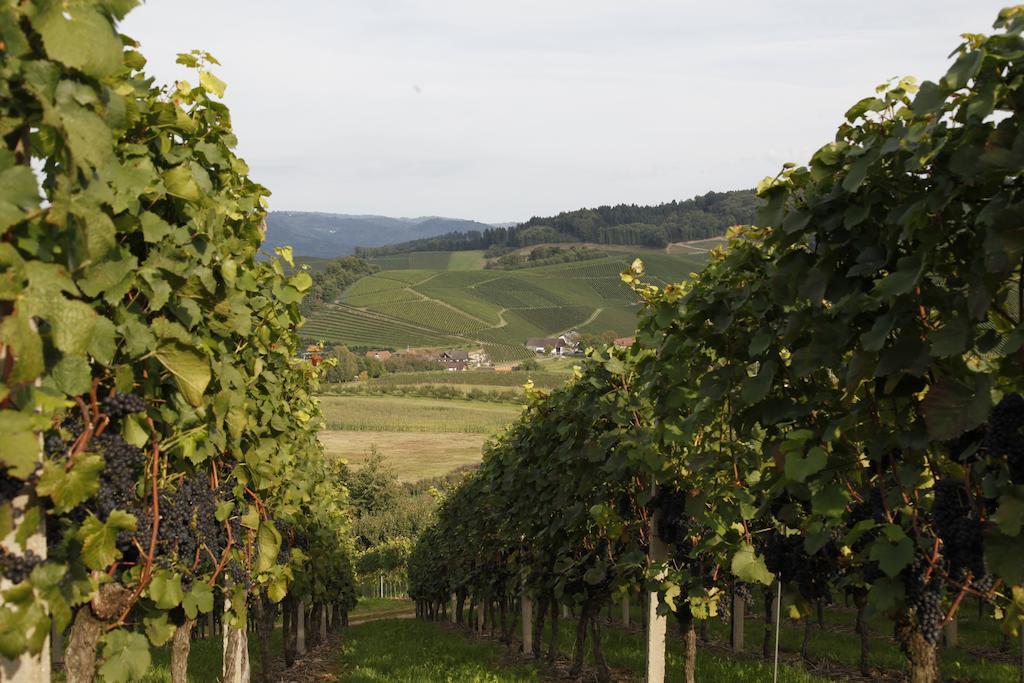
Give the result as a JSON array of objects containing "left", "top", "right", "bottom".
[
  {"left": 731, "top": 590, "right": 745, "bottom": 652},
  {"left": 645, "top": 498, "right": 668, "bottom": 683},
  {"left": 222, "top": 597, "right": 250, "bottom": 683},
  {"left": 320, "top": 605, "right": 328, "bottom": 641},
  {"left": 450, "top": 594, "right": 457, "bottom": 624},
  {"left": 944, "top": 616, "right": 958, "bottom": 648},
  {"left": 49, "top": 620, "right": 64, "bottom": 673},
  {"left": 562, "top": 604, "right": 569, "bottom": 619},
  {"left": 521, "top": 580, "right": 533, "bottom": 655},
  {"left": 296, "top": 601, "right": 306, "bottom": 655},
  {"left": 476, "top": 600, "right": 484, "bottom": 631},
  {"left": 622, "top": 593, "right": 630, "bottom": 627},
  {"left": 0, "top": 474, "right": 50, "bottom": 682}
]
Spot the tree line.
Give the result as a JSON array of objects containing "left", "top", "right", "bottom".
[{"left": 355, "top": 189, "right": 760, "bottom": 256}]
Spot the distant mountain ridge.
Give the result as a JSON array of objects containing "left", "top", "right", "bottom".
[{"left": 263, "top": 212, "right": 501, "bottom": 258}]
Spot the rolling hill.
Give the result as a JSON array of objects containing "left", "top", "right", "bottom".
[
  {"left": 264, "top": 212, "right": 501, "bottom": 258},
  {"left": 300, "top": 241, "right": 720, "bottom": 363}
]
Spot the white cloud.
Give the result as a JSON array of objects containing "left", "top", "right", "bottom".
[{"left": 123, "top": 0, "right": 1005, "bottom": 222}]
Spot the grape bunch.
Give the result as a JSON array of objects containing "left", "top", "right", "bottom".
[
  {"left": 102, "top": 392, "right": 147, "bottom": 420},
  {"left": 983, "top": 393, "right": 1024, "bottom": 483},
  {"left": 94, "top": 432, "right": 145, "bottom": 520},
  {"left": 903, "top": 552, "right": 943, "bottom": 644},
  {"left": 763, "top": 531, "right": 837, "bottom": 602},
  {"left": 652, "top": 487, "right": 689, "bottom": 547},
  {"left": 931, "top": 479, "right": 987, "bottom": 584},
  {"left": 130, "top": 471, "right": 221, "bottom": 566},
  {"left": 0, "top": 471, "right": 22, "bottom": 506},
  {"left": 0, "top": 547, "right": 42, "bottom": 585}
]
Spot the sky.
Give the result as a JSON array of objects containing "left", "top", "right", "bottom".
[{"left": 122, "top": 1, "right": 1007, "bottom": 223}]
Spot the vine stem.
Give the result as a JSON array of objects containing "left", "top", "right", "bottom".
[{"left": 941, "top": 574, "right": 972, "bottom": 626}]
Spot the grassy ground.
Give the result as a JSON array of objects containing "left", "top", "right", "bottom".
[
  {"left": 333, "top": 619, "right": 542, "bottom": 682},
  {"left": 351, "top": 597, "right": 416, "bottom": 620},
  {"left": 333, "top": 369, "right": 570, "bottom": 390},
  {"left": 553, "top": 598, "right": 1019, "bottom": 682},
  {"left": 318, "top": 395, "right": 521, "bottom": 433},
  {"left": 141, "top": 627, "right": 283, "bottom": 683},
  {"left": 321, "top": 430, "right": 488, "bottom": 480}
]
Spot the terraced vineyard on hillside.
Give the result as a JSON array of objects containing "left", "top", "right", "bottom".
[{"left": 301, "top": 245, "right": 709, "bottom": 362}]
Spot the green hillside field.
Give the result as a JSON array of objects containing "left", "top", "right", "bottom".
[{"left": 300, "top": 244, "right": 708, "bottom": 363}]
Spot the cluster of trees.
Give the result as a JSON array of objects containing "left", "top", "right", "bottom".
[
  {"left": 296, "top": 256, "right": 378, "bottom": 317},
  {"left": 321, "top": 346, "right": 442, "bottom": 383},
  {"left": 0, "top": 5, "right": 355, "bottom": 682},
  {"left": 342, "top": 452, "right": 471, "bottom": 590},
  {"left": 409, "top": 13, "right": 1024, "bottom": 683},
  {"left": 485, "top": 245, "right": 608, "bottom": 270},
  {"left": 356, "top": 189, "right": 759, "bottom": 256}
]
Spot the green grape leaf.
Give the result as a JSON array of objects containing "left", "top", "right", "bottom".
[
  {"left": 198, "top": 70, "right": 226, "bottom": 97},
  {"left": 143, "top": 613, "right": 176, "bottom": 647},
  {"left": 76, "top": 511, "right": 136, "bottom": 571},
  {"left": 991, "top": 492, "right": 1024, "bottom": 537},
  {"left": 255, "top": 521, "right": 282, "bottom": 573},
  {"left": 51, "top": 354, "right": 92, "bottom": 395},
  {"left": 868, "top": 530, "right": 914, "bottom": 577},
  {"left": 730, "top": 542, "right": 773, "bottom": 585},
  {"left": 784, "top": 447, "right": 827, "bottom": 483},
  {"left": 148, "top": 569, "right": 183, "bottom": 609},
  {"left": 182, "top": 581, "right": 214, "bottom": 619},
  {"left": 0, "top": 419, "right": 39, "bottom": 479},
  {"left": 921, "top": 374, "right": 991, "bottom": 441},
  {"left": 0, "top": 310, "right": 43, "bottom": 383},
  {"left": 155, "top": 341, "right": 211, "bottom": 407},
  {"left": 35, "top": 5, "right": 123, "bottom": 77},
  {"left": 36, "top": 455, "right": 104, "bottom": 513},
  {"left": 0, "top": 163, "right": 40, "bottom": 231},
  {"left": 98, "top": 630, "right": 151, "bottom": 683},
  {"left": 163, "top": 164, "right": 201, "bottom": 201}
]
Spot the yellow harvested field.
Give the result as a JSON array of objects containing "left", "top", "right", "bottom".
[{"left": 319, "top": 430, "right": 490, "bottom": 481}]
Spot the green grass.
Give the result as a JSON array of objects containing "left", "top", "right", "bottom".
[
  {"left": 318, "top": 395, "right": 521, "bottom": 433},
  {"left": 338, "top": 369, "right": 568, "bottom": 390},
  {"left": 140, "top": 626, "right": 282, "bottom": 683},
  {"left": 321, "top": 430, "right": 490, "bottom": 480},
  {"left": 580, "top": 305, "right": 640, "bottom": 334},
  {"left": 334, "top": 619, "right": 541, "bottom": 682},
  {"left": 352, "top": 597, "right": 416, "bottom": 620}
]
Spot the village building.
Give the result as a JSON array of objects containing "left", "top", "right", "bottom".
[
  {"left": 365, "top": 350, "right": 392, "bottom": 361},
  {"left": 524, "top": 335, "right": 578, "bottom": 356},
  {"left": 438, "top": 350, "right": 470, "bottom": 371}
]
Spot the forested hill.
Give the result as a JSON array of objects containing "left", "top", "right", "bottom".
[
  {"left": 356, "top": 189, "right": 759, "bottom": 256},
  {"left": 264, "top": 211, "right": 498, "bottom": 257}
]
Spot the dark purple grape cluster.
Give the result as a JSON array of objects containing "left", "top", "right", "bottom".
[
  {"left": 129, "top": 471, "right": 221, "bottom": 566},
  {"left": 102, "top": 392, "right": 147, "bottom": 420},
  {"left": 931, "top": 479, "right": 987, "bottom": 583},
  {"left": 0, "top": 547, "right": 42, "bottom": 584},
  {"left": 0, "top": 471, "right": 22, "bottom": 506},
  {"left": 44, "top": 434, "right": 65, "bottom": 457},
  {"left": 763, "top": 531, "right": 836, "bottom": 602},
  {"left": 94, "top": 432, "right": 145, "bottom": 520},
  {"left": 983, "top": 393, "right": 1024, "bottom": 483},
  {"left": 903, "top": 552, "right": 943, "bottom": 644}
]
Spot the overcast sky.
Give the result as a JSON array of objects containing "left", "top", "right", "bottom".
[{"left": 122, "top": 1, "right": 1006, "bottom": 223}]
